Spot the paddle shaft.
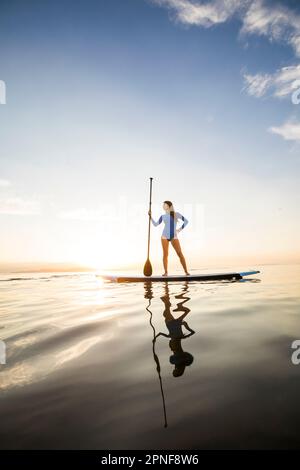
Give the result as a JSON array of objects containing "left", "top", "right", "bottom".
[{"left": 146, "top": 177, "right": 153, "bottom": 259}]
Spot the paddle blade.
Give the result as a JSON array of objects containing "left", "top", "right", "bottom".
[{"left": 143, "top": 259, "right": 152, "bottom": 277}]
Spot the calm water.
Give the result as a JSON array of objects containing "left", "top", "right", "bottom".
[{"left": 0, "top": 265, "right": 300, "bottom": 449}]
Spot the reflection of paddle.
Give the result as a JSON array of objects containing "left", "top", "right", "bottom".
[
  {"left": 144, "top": 283, "right": 168, "bottom": 428},
  {"left": 143, "top": 177, "right": 153, "bottom": 276}
]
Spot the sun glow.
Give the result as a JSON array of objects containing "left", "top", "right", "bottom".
[{"left": 69, "top": 231, "right": 143, "bottom": 271}]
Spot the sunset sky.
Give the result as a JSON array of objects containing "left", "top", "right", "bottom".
[{"left": 0, "top": 0, "right": 300, "bottom": 272}]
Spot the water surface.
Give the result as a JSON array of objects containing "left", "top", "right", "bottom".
[{"left": 0, "top": 265, "right": 300, "bottom": 449}]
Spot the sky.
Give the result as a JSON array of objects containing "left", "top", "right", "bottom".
[{"left": 0, "top": 0, "right": 300, "bottom": 272}]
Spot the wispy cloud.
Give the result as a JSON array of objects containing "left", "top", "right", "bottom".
[
  {"left": 153, "top": 0, "right": 300, "bottom": 55},
  {"left": 241, "top": 0, "right": 300, "bottom": 57},
  {"left": 269, "top": 121, "right": 300, "bottom": 142},
  {"left": 153, "top": 0, "right": 245, "bottom": 27},
  {"left": 0, "top": 179, "right": 11, "bottom": 188},
  {"left": 243, "top": 72, "right": 273, "bottom": 97},
  {"left": 0, "top": 197, "right": 40, "bottom": 215},
  {"left": 243, "top": 65, "right": 300, "bottom": 98}
]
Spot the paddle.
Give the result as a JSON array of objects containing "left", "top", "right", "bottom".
[{"left": 143, "top": 177, "right": 153, "bottom": 276}]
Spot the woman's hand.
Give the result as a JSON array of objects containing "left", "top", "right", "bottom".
[{"left": 148, "top": 210, "right": 152, "bottom": 217}]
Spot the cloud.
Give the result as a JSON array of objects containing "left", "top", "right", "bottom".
[
  {"left": 153, "top": 0, "right": 245, "bottom": 27},
  {"left": 269, "top": 121, "right": 300, "bottom": 141},
  {"left": 243, "top": 65, "right": 300, "bottom": 98},
  {"left": 241, "top": 0, "right": 300, "bottom": 57},
  {"left": 153, "top": 0, "right": 300, "bottom": 56},
  {"left": 243, "top": 72, "right": 273, "bottom": 97},
  {"left": 0, "top": 197, "right": 40, "bottom": 215},
  {"left": 0, "top": 179, "right": 11, "bottom": 188},
  {"left": 153, "top": 1, "right": 300, "bottom": 143}
]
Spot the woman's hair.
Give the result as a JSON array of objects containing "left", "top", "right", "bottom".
[{"left": 164, "top": 200, "right": 175, "bottom": 219}]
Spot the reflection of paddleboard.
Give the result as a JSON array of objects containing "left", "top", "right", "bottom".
[{"left": 100, "top": 271, "right": 260, "bottom": 283}]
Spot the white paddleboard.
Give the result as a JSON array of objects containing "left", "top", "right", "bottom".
[{"left": 100, "top": 271, "right": 260, "bottom": 283}]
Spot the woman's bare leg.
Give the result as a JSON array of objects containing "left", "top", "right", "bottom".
[
  {"left": 161, "top": 238, "right": 169, "bottom": 275},
  {"left": 171, "top": 239, "right": 189, "bottom": 275}
]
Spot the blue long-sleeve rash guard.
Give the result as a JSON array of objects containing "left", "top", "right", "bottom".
[{"left": 151, "top": 212, "right": 188, "bottom": 240}]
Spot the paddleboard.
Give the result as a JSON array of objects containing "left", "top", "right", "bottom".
[{"left": 100, "top": 271, "right": 260, "bottom": 283}]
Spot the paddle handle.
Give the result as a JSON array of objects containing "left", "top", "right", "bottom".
[{"left": 147, "top": 177, "right": 153, "bottom": 259}]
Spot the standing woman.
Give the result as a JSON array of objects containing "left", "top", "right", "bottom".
[{"left": 148, "top": 201, "right": 190, "bottom": 276}]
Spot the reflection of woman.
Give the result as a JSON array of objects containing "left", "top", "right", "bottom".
[
  {"left": 155, "top": 283, "right": 195, "bottom": 377},
  {"left": 148, "top": 200, "right": 189, "bottom": 276}
]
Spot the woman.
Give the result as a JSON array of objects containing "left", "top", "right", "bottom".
[{"left": 149, "top": 200, "right": 190, "bottom": 276}]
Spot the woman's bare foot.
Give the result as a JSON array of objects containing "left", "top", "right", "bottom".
[
  {"left": 162, "top": 272, "right": 168, "bottom": 277},
  {"left": 185, "top": 272, "right": 190, "bottom": 276}
]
